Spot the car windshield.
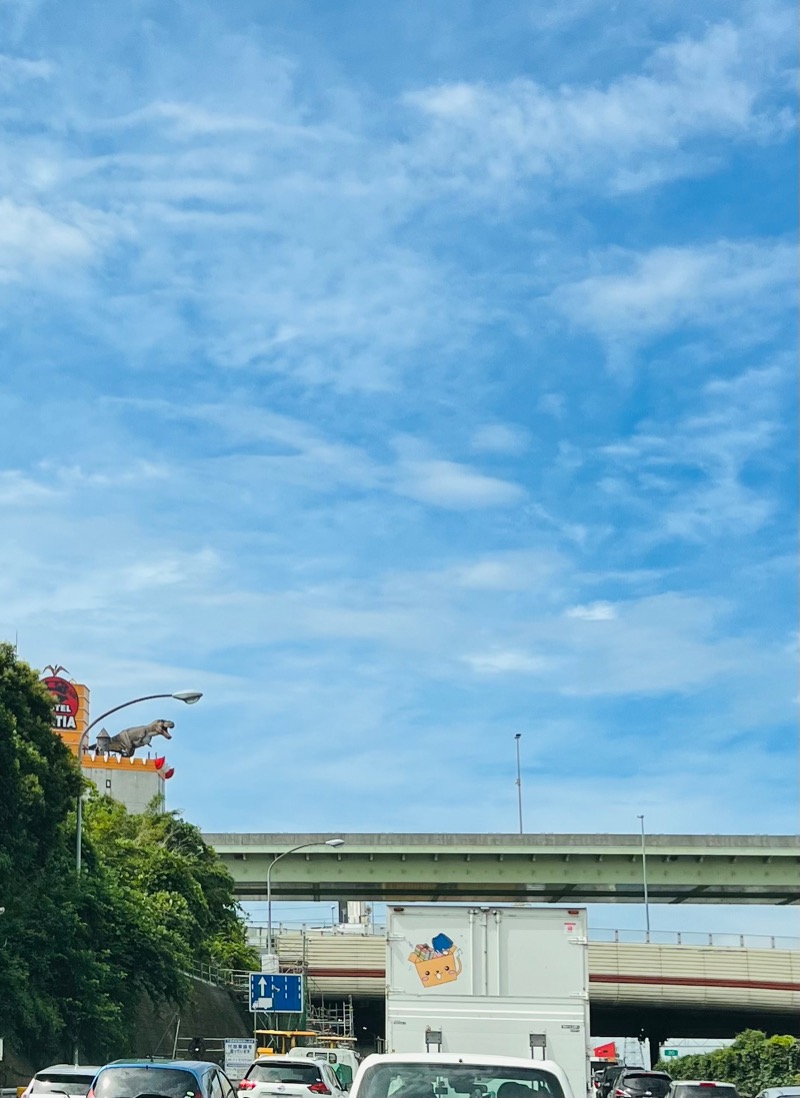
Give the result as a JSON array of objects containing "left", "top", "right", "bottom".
[
  {"left": 622, "top": 1077, "right": 670, "bottom": 1097},
  {"left": 358, "top": 1063, "right": 565, "bottom": 1098},
  {"left": 246, "top": 1065, "right": 321, "bottom": 1085},
  {"left": 94, "top": 1068, "right": 202, "bottom": 1098},
  {"left": 32, "top": 1076, "right": 95, "bottom": 1096}
]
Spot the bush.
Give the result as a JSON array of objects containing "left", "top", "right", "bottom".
[{"left": 655, "top": 1030, "right": 800, "bottom": 1096}]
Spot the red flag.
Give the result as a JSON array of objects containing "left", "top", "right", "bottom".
[
  {"left": 154, "top": 756, "right": 166, "bottom": 770},
  {"left": 594, "top": 1043, "right": 617, "bottom": 1061},
  {"left": 163, "top": 767, "right": 175, "bottom": 779}
]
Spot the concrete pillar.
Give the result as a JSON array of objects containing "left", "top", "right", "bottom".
[{"left": 647, "top": 1034, "right": 666, "bottom": 1067}]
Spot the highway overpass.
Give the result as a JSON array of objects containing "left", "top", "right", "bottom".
[{"left": 206, "top": 832, "right": 800, "bottom": 904}]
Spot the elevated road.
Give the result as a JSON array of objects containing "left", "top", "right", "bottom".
[
  {"left": 267, "top": 928, "right": 800, "bottom": 1040},
  {"left": 206, "top": 832, "right": 800, "bottom": 905}
]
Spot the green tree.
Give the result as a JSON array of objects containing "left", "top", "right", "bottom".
[
  {"left": 0, "top": 645, "right": 255, "bottom": 1065},
  {"left": 656, "top": 1030, "right": 800, "bottom": 1095},
  {"left": 83, "top": 795, "right": 256, "bottom": 973}
]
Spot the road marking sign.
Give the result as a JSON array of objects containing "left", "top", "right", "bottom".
[{"left": 249, "top": 972, "right": 303, "bottom": 1013}]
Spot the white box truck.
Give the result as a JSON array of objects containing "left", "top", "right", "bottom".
[{"left": 386, "top": 905, "right": 590, "bottom": 1097}]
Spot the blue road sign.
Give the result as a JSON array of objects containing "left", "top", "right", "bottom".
[{"left": 249, "top": 972, "right": 304, "bottom": 1013}]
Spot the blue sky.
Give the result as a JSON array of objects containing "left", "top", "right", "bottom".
[{"left": 0, "top": 0, "right": 797, "bottom": 933}]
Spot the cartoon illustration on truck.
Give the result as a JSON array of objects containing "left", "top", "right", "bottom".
[{"left": 408, "top": 931, "right": 462, "bottom": 987}]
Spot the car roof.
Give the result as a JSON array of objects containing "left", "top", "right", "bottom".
[
  {"left": 622, "top": 1071, "right": 671, "bottom": 1077},
  {"left": 356, "top": 1053, "right": 569, "bottom": 1081},
  {"left": 100, "top": 1061, "right": 215, "bottom": 1072},
  {"left": 672, "top": 1083, "right": 736, "bottom": 1087},
  {"left": 36, "top": 1066, "right": 103, "bottom": 1076},
  {"left": 254, "top": 1057, "right": 323, "bottom": 1064}
]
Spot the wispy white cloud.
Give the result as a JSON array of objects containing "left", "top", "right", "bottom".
[
  {"left": 552, "top": 239, "right": 796, "bottom": 360},
  {"left": 403, "top": 17, "right": 795, "bottom": 197},
  {"left": 394, "top": 459, "right": 525, "bottom": 509},
  {"left": 0, "top": 469, "right": 56, "bottom": 504},
  {"left": 464, "top": 649, "right": 551, "bottom": 675},
  {"left": 0, "top": 51, "right": 52, "bottom": 86},
  {"left": 597, "top": 362, "right": 792, "bottom": 542},
  {"left": 471, "top": 423, "right": 530, "bottom": 455},
  {"left": 0, "top": 197, "right": 96, "bottom": 281},
  {"left": 566, "top": 601, "right": 616, "bottom": 621}
]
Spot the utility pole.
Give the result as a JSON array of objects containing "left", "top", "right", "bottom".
[
  {"left": 515, "top": 734, "right": 523, "bottom": 834},
  {"left": 637, "top": 814, "right": 651, "bottom": 939}
]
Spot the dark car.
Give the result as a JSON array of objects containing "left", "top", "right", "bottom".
[
  {"left": 597, "top": 1067, "right": 626, "bottom": 1098},
  {"left": 89, "top": 1060, "right": 237, "bottom": 1098},
  {"left": 612, "top": 1072, "right": 672, "bottom": 1098}
]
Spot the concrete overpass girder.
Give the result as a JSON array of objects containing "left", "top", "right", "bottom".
[{"left": 206, "top": 833, "right": 800, "bottom": 905}]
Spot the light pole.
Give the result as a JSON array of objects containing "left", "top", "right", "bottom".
[
  {"left": 266, "top": 839, "right": 345, "bottom": 957},
  {"left": 637, "top": 814, "right": 650, "bottom": 939},
  {"left": 75, "top": 691, "right": 202, "bottom": 873},
  {"left": 514, "top": 734, "right": 523, "bottom": 834}
]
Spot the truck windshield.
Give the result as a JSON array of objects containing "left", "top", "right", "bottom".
[{"left": 358, "top": 1064, "right": 565, "bottom": 1098}]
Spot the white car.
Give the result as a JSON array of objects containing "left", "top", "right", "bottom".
[
  {"left": 238, "top": 1057, "right": 348, "bottom": 1098},
  {"left": 22, "top": 1065, "right": 104, "bottom": 1098},
  {"left": 349, "top": 1052, "right": 574, "bottom": 1098},
  {"left": 667, "top": 1084, "right": 738, "bottom": 1098}
]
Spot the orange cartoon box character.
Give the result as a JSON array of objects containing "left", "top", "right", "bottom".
[{"left": 408, "top": 932, "right": 461, "bottom": 987}]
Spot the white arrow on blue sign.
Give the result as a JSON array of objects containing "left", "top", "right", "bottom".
[{"left": 249, "top": 972, "right": 304, "bottom": 1014}]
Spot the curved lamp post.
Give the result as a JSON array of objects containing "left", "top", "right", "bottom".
[
  {"left": 75, "top": 691, "right": 202, "bottom": 873},
  {"left": 266, "top": 838, "right": 345, "bottom": 956}
]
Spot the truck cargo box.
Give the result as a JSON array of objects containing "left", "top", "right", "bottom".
[{"left": 386, "top": 906, "right": 590, "bottom": 1096}]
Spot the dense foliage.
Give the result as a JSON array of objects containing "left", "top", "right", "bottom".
[
  {"left": 656, "top": 1030, "right": 800, "bottom": 1095},
  {"left": 0, "top": 644, "right": 256, "bottom": 1065}
]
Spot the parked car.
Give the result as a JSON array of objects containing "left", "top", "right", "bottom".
[
  {"left": 237, "top": 1056, "right": 347, "bottom": 1098},
  {"left": 612, "top": 1072, "right": 672, "bottom": 1098},
  {"left": 756, "top": 1090, "right": 800, "bottom": 1098},
  {"left": 89, "top": 1060, "right": 236, "bottom": 1098},
  {"left": 668, "top": 1084, "right": 738, "bottom": 1098},
  {"left": 22, "top": 1065, "right": 103, "bottom": 1098},
  {"left": 348, "top": 1052, "right": 574, "bottom": 1098}
]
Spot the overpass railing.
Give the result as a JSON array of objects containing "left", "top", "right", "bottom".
[
  {"left": 590, "top": 927, "right": 799, "bottom": 949},
  {"left": 250, "top": 923, "right": 799, "bottom": 951}
]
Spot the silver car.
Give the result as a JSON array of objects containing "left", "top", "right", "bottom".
[
  {"left": 668, "top": 1083, "right": 737, "bottom": 1098},
  {"left": 22, "top": 1066, "right": 103, "bottom": 1098},
  {"left": 237, "top": 1057, "right": 348, "bottom": 1098}
]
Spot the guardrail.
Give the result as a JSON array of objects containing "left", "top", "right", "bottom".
[
  {"left": 248, "top": 923, "right": 799, "bottom": 951},
  {"left": 188, "top": 961, "right": 236, "bottom": 986},
  {"left": 590, "top": 928, "right": 799, "bottom": 949}
]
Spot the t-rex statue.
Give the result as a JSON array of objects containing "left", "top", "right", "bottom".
[{"left": 89, "top": 718, "right": 175, "bottom": 758}]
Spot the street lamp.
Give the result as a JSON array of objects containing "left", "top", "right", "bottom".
[
  {"left": 637, "top": 814, "right": 651, "bottom": 940},
  {"left": 266, "top": 839, "right": 345, "bottom": 957},
  {"left": 75, "top": 691, "right": 203, "bottom": 873},
  {"left": 514, "top": 734, "right": 523, "bottom": 835}
]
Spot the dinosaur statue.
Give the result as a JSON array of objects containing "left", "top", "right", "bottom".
[{"left": 89, "top": 718, "right": 175, "bottom": 758}]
